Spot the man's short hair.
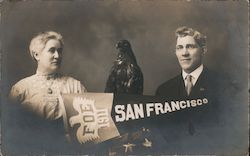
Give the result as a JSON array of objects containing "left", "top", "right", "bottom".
[
  {"left": 175, "top": 26, "right": 207, "bottom": 49},
  {"left": 29, "top": 31, "right": 64, "bottom": 60}
]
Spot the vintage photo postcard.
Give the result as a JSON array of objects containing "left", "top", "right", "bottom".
[{"left": 0, "top": 0, "right": 248, "bottom": 155}]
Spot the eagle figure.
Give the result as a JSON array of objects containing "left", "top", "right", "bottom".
[{"left": 105, "top": 40, "right": 143, "bottom": 95}]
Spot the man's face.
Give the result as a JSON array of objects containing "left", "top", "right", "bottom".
[
  {"left": 36, "top": 39, "right": 63, "bottom": 74},
  {"left": 175, "top": 35, "right": 204, "bottom": 73}
]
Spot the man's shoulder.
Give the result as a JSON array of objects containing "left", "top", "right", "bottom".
[
  {"left": 197, "top": 67, "right": 230, "bottom": 98},
  {"left": 155, "top": 74, "right": 182, "bottom": 95},
  {"left": 159, "top": 75, "right": 181, "bottom": 87},
  {"left": 201, "top": 67, "right": 224, "bottom": 85}
]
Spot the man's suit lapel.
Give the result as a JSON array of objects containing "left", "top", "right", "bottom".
[
  {"left": 177, "top": 74, "right": 188, "bottom": 98},
  {"left": 189, "top": 67, "right": 208, "bottom": 97},
  {"left": 173, "top": 67, "right": 210, "bottom": 99}
]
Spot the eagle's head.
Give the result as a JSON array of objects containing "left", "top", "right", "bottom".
[
  {"left": 115, "top": 39, "right": 137, "bottom": 65},
  {"left": 116, "top": 40, "right": 131, "bottom": 52}
]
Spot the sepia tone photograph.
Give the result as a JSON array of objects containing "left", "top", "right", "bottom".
[{"left": 0, "top": 0, "right": 248, "bottom": 155}]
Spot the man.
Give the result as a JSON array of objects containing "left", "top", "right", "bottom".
[
  {"left": 156, "top": 26, "right": 221, "bottom": 102},
  {"left": 155, "top": 26, "right": 224, "bottom": 138}
]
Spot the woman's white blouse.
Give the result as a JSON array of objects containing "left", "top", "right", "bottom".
[{"left": 9, "top": 73, "right": 86, "bottom": 120}]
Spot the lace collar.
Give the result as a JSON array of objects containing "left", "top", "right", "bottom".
[{"left": 35, "top": 70, "right": 60, "bottom": 80}]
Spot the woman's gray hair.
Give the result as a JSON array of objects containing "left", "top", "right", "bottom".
[
  {"left": 29, "top": 31, "right": 64, "bottom": 60},
  {"left": 175, "top": 26, "right": 207, "bottom": 49}
]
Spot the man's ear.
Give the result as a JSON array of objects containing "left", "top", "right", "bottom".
[{"left": 202, "top": 47, "right": 207, "bottom": 54}]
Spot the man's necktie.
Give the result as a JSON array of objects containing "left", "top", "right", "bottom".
[
  {"left": 186, "top": 75, "right": 193, "bottom": 95},
  {"left": 186, "top": 75, "right": 195, "bottom": 136}
]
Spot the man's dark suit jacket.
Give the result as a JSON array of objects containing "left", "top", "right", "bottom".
[
  {"left": 155, "top": 67, "right": 223, "bottom": 137},
  {"left": 156, "top": 67, "right": 220, "bottom": 101}
]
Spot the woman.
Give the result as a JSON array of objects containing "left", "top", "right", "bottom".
[{"left": 9, "top": 31, "right": 86, "bottom": 120}]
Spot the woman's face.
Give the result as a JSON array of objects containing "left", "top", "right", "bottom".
[{"left": 36, "top": 39, "right": 63, "bottom": 74}]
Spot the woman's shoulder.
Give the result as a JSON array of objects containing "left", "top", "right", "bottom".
[
  {"left": 12, "top": 75, "right": 36, "bottom": 88},
  {"left": 9, "top": 75, "right": 36, "bottom": 102},
  {"left": 13, "top": 75, "right": 35, "bottom": 87},
  {"left": 59, "top": 74, "right": 87, "bottom": 92},
  {"left": 59, "top": 74, "right": 84, "bottom": 82}
]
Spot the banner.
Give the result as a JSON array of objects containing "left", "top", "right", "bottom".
[
  {"left": 60, "top": 93, "right": 215, "bottom": 146},
  {"left": 60, "top": 93, "right": 119, "bottom": 144}
]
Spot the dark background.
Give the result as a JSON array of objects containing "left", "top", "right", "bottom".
[
  {"left": 0, "top": 0, "right": 248, "bottom": 155},
  {"left": 1, "top": 0, "right": 248, "bottom": 95}
]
